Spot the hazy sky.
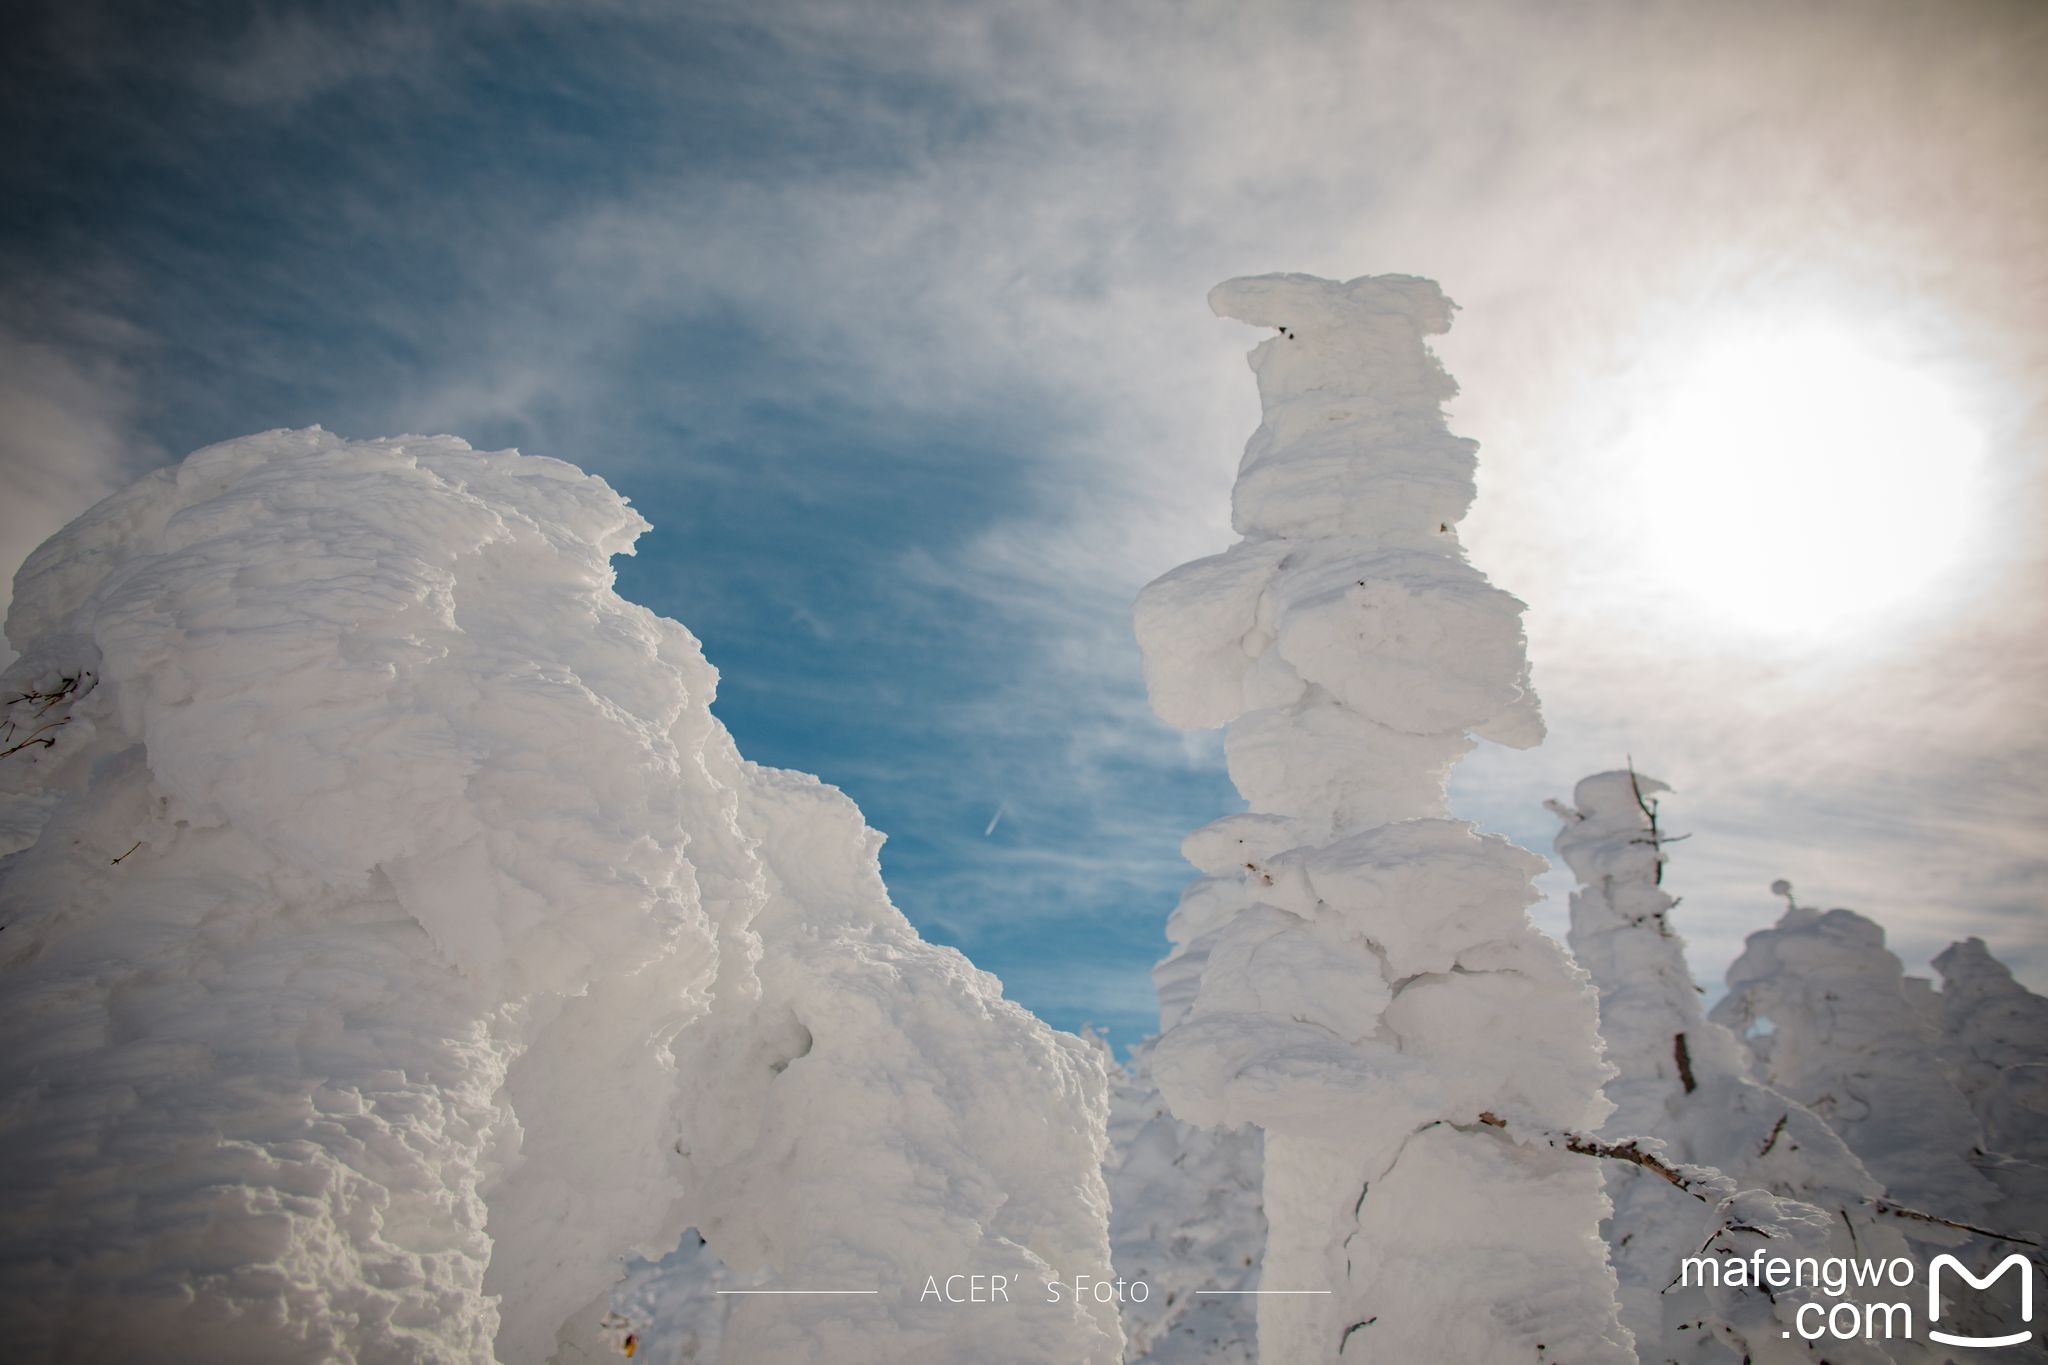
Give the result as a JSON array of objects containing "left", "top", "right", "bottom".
[{"left": 3, "top": 0, "right": 2043, "bottom": 1044}]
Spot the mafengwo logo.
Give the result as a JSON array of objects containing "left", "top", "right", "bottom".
[
  {"left": 1929, "top": 1254, "right": 2034, "bottom": 1350},
  {"left": 1682, "top": 1249, "right": 2037, "bottom": 1347}
]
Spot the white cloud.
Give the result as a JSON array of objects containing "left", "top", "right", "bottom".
[{"left": 8, "top": 0, "right": 2043, "bottom": 993}]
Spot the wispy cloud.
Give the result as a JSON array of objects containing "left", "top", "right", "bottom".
[{"left": 2, "top": 0, "right": 2042, "bottom": 1021}]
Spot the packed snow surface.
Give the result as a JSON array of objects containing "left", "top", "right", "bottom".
[
  {"left": 1134, "top": 275, "right": 1629, "bottom": 1362},
  {"left": 0, "top": 429, "right": 1120, "bottom": 1364}
]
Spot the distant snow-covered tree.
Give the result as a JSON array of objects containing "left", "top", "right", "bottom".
[
  {"left": 1552, "top": 771, "right": 1923, "bottom": 1364},
  {"left": 1134, "top": 274, "right": 1631, "bottom": 1362},
  {"left": 1710, "top": 893, "right": 2000, "bottom": 1222},
  {"left": 1713, "top": 890, "right": 2042, "bottom": 1353},
  {"left": 1934, "top": 937, "right": 2048, "bottom": 1165}
]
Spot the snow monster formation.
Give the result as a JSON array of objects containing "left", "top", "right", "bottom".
[
  {"left": 1934, "top": 936, "right": 2048, "bottom": 1168},
  {"left": 1552, "top": 772, "right": 1922, "bottom": 1364},
  {"left": 1711, "top": 898, "right": 2001, "bottom": 1225},
  {"left": 0, "top": 429, "right": 1121, "bottom": 1364},
  {"left": 1134, "top": 275, "right": 1632, "bottom": 1362}
]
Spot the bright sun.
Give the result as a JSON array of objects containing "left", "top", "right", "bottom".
[{"left": 1629, "top": 325, "right": 1987, "bottom": 640}]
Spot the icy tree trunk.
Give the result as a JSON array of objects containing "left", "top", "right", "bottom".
[
  {"left": 0, "top": 430, "right": 1121, "bottom": 1364},
  {"left": 1134, "top": 275, "right": 1631, "bottom": 1363},
  {"left": 1553, "top": 771, "right": 1921, "bottom": 1364}
]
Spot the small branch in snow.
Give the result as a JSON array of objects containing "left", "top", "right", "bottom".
[
  {"left": 112, "top": 841, "right": 142, "bottom": 865},
  {"left": 1872, "top": 1200, "right": 2041, "bottom": 1248},
  {"left": 1758, "top": 1114, "right": 1788, "bottom": 1158},
  {"left": 1478, "top": 1112, "right": 1723, "bottom": 1199},
  {"left": 1338, "top": 1316, "right": 1375, "bottom": 1353},
  {"left": 1626, "top": 759, "right": 1666, "bottom": 884},
  {"left": 1674, "top": 1033, "right": 1697, "bottom": 1095},
  {"left": 0, "top": 718, "right": 70, "bottom": 760}
]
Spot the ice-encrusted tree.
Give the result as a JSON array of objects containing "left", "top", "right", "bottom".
[
  {"left": 1710, "top": 894, "right": 2001, "bottom": 1224},
  {"left": 1929, "top": 938, "right": 2048, "bottom": 1275},
  {"left": 0, "top": 429, "right": 1122, "bottom": 1364},
  {"left": 1713, "top": 895, "right": 2048, "bottom": 1350},
  {"left": 1934, "top": 937, "right": 2048, "bottom": 1165},
  {"left": 1552, "top": 771, "right": 1924, "bottom": 1364},
  {"left": 1134, "top": 274, "right": 1632, "bottom": 1362}
]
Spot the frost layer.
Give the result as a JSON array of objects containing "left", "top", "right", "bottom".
[
  {"left": 1135, "top": 275, "right": 1630, "bottom": 1362},
  {"left": 0, "top": 429, "right": 1119, "bottom": 1364}
]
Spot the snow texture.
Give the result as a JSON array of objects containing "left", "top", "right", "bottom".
[
  {"left": 1104, "top": 1035, "right": 1263, "bottom": 1364},
  {"left": 0, "top": 429, "right": 1121, "bottom": 1364},
  {"left": 1552, "top": 772, "right": 1922, "bottom": 1364},
  {"left": 1134, "top": 275, "right": 1630, "bottom": 1362}
]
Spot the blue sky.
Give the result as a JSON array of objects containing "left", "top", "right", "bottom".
[{"left": 3, "top": 0, "right": 2045, "bottom": 1045}]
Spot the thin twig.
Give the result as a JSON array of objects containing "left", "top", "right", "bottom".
[
  {"left": 1478, "top": 1111, "right": 1722, "bottom": 1198},
  {"left": 1481, "top": 1109, "right": 2040, "bottom": 1246},
  {"left": 1873, "top": 1200, "right": 2040, "bottom": 1248},
  {"left": 1758, "top": 1113, "right": 1788, "bottom": 1158},
  {"left": 0, "top": 717, "right": 68, "bottom": 760},
  {"left": 1626, "top": 758, "right": 1665, "bottom": 884}
]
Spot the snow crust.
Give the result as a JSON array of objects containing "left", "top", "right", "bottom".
[
  {"left": 0, "top": 429, "right": 1120, "bottom": 1363},
  {"left": 1134, "top": 275, "right": 1629, "bottom": 1362}
]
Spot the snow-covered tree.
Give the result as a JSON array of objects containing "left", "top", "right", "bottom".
[
  {"left": 0, "top": 429, "right": 1122, "bottom": 1364},
  {"left": 1552, "top": 771, "right": 1922, "bottom": 1363},
  {"left": 1928, "top": 935, "right": 2048, "bottom": 1303},
  {"left": 1712, "top": 892, "right": 2048, "bottom": 1353},
  {"left": 1934, "top": 937, "right": 2048, "bottom": 1166},
  {"left": 1134, "top": 274, "right": 1631, "bottom": 1362},
  {"left": 1710, "top": 894, "right": 2000, "bottom": 1223}
]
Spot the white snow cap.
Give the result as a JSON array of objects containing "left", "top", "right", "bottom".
[
  {"left": 1135, "top": 276, "right": 1627, "bottom": 1363},
  {"left": 0, "top": 429, "right": 1120, "bottom": 1364}
]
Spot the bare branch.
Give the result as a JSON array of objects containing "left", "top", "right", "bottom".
[
  {"left": 1872, "top": 1200, "right": 2040, "bottom": 1248},
  {"left": 1477, "top": 1112, "right": 1725, "bottom": 1200},
  {"left": 1758, "top": 1113, "right": 1788, "bottom": 1158},
  {"left": 1625, "top": 759, "right": 1664, "bottom": 884}
]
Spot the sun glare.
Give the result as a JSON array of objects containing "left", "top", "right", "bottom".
[{"left": 1628, "top": 326, "right": 1987, "bottom": 641}]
